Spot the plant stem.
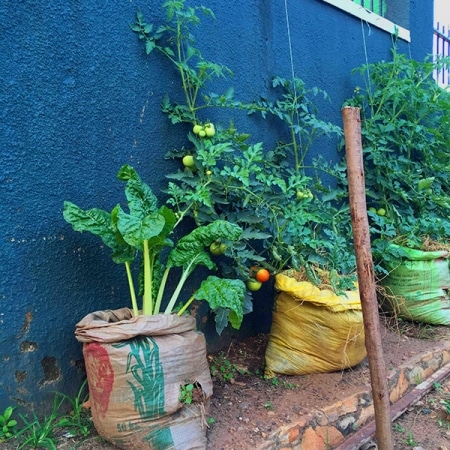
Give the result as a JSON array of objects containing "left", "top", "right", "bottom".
[
  {"left": 164, "top": 260, "right": 195, "bottom": 314},
  {"left": 153, "top": 267, "right": 170, "bottom": 315},
  {"left": 125, "top": 261, "right": 139, "bottom": 316},
  {"left": 177, "top": 294, "right": 195, "bottom": 316},
  {"left": 142, "top": 239, "right": 153, "bottom": 315}
]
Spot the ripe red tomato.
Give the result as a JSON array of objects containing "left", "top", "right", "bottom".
[{"left": 255, "top": 268, "right": 270, "bottom": 283}]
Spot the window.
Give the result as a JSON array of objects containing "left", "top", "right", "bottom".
[
  {"left": 322, "top": 0, "right": 410, "bottom": 42},
  {"left": 352, "top": 0, "right": 386, "bottom": 17}
]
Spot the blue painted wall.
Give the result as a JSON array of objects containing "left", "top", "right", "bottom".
[{"left": 0, "top": 0, "right": 432, "bottom": 414}]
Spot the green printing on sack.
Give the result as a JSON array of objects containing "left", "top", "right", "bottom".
[
  {"left": 114, "top": 336, "right": 166, "bottom": 420},
  {"left": 144, "top": 427, "right": 174, "bottom": 450}
]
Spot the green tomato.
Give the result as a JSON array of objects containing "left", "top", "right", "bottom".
[
  {"left": 198, "top": 129, "right": 206, "bottom": 138},
  {"left": 377, "top": 208, "right": 386, "bottom": 217},
  {"left": 368, "top": 207, "right": 377, "bottom": 213},
  {"left": 246, "top": 279, "right": 262, "bottom": 292},
  {"left": 296, "top": 189, "right": 313, "bottom": 200},
  {"left": 193, "top": 124, "right": 203, "bottom": 135},
  {"left": 204, "top": 123, "right": 215, "bottom": 137},
  {"left": 182, "top": 155, "right": 195, "bottom": 168},
  {"left": 209, "top": 241, "right": 227, "bottom": 256}
]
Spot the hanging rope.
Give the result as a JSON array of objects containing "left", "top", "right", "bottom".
[
  {"left": 361, "top": 20, "right": 373, "bottom": 97},
  {"left": 283, "top": 0, "right": 296, "bottom": 81}
]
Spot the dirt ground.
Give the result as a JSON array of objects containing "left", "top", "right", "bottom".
[{"left": 2, "top": 317, "right": 450, "bottom": 450}]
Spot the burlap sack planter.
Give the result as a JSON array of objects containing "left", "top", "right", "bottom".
[
  {"left": 265, "top": 272, "right": 366, "bottom": 378},
  {"left": 380, "top": 244, "right": 450, "bottom": 325},
  {"left": 75, "top": 308, "right": 213, "bottom": 450}
]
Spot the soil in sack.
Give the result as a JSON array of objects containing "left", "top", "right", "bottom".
[
  {"left": 265, "top": 271, "right": 366, "bottom": 378},
  {"left": 75, "top": 308, "right": 213, "bottom": 450}
]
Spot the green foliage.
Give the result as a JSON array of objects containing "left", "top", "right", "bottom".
[
  {"left": 63, "top": 165, "right": 247, "bottom": 334},
  {"left": 0, "top": 406, "right": 17, "bottom": 442},
  {"left": 131, "top": 2, "right": 232, "bottom": 124},
  {"left": 133, "top": 1, "right": 357, "bottom": 291},
  {"left": 339, "top": 46, "right": 450, "bottom": 270},
  {"left": 10, "top": 381, "right": 92, "bottom": 449},
  {"left": 210, "top": 353, "right": 237, "bottom": 382},
  {"left": 179, "top": 383, "right": 195, "bottom": 405},
  {"left": 54, "top": 379, "right": 92, "bottom": 438}
]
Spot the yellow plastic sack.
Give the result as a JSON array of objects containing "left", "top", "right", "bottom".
[{"left": 264, "top": 273, "right": 367, "bottom": 378}]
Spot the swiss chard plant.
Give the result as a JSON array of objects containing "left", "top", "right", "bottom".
[{"left": 63, "top": 165, "right": 247, "bottom": 334}]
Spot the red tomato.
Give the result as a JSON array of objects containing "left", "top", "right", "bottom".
[{"left": 255, "top": 268, "right": 270, "bottom": 283}]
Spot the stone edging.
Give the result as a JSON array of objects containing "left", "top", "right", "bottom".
[{"left": 257, "top": 343, "right": 450, "bottom": 450}]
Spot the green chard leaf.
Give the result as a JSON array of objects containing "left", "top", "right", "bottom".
[
  {"left": 63, "top": 201, "right": 116, "bottom": 248},
  {"left": 166, "top": 221, "right": 242, "bottom": 272},
  {"left": 116, "top": 206, "right": 166, "bottom": 248},
  {"left": 194, "top": 276, "right": 246, "bottom": 333}
]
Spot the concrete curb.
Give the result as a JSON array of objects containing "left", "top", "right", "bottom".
[{"left": 256, "top": 343, "right": 450, "bottom": 450}]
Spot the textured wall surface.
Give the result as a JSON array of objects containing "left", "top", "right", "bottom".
[{"left": 0, "top": 0, "right": 432, "bottom": 413}]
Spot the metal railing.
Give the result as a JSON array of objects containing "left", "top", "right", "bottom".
[{"left": 434, "top": 23, "right": 450, "bottom": 86}]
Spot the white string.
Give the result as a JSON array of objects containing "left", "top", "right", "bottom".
[
  {"left": 361, "top": 20, "right": 372, "bottom": 97},
  {"left": 284, "top": 0, "right": 296, "bottom": 81}
]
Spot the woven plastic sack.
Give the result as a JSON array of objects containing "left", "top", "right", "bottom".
[
  {"left": 264, "top": 272, "right": 366, "bottom": 378},
  {"left": 75, "top": 308, "right": 213, "bottom": 450},
  {"left": 380, "top": 244, "right": 450, "bottom": 325}
]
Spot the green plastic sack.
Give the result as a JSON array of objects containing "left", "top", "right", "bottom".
[{"left": 380, "top": 244, "right": 450, "bottom": 325}]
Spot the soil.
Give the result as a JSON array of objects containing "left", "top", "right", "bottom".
[{"left": 2, "top": 317, "right": 450, "bottom": 450}]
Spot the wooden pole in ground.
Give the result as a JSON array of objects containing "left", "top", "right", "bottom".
[{"left": 342, "top": 106, "right": 393, "bottom": 450}]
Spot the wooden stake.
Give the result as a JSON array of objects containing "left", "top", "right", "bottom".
[{"left": 342, "top": 106, "right": 393, "bottom": 450}]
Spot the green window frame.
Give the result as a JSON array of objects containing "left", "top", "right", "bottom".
[
  {"left": 322, "top": 0, "right": 410, "bottom": 42},
  {"left": 352, "top": 0, "right": 387, "bottom": 17}
]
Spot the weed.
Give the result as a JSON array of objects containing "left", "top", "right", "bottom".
[
  {"left": 393, "top": 423, "right": 405, "bottom": 432},
  {"left": 16, "top": 394, "right": 65, "bottom": 450},
  {"left": 179, "top": 383, "right": 195, "bottom": 405},
  {"left": 442, "top": 399, "right": 450, "bottom": 414},
  {"left": 210, "top": 353, "right": 237, "bottom": 382},
  {"left": 404, "top": 431, "right": 417, "bottom": 446},
  {"left": 271, "top": 378, "right": 280, "bottom": 387},
  {"left": 56, "top": 379, "right": 91, "bottom": 437},
  {"left": 0, "top": 406, "right": 18, "bottom": 442},
  {"left": 207, "top": 417, "right": 215, "bottom": 426},
  {"left": 12, "top": 379, "right": 92, "bottom": 449},
  {"left": 264, "top": 402, "right": 272, "bottom": 410}
]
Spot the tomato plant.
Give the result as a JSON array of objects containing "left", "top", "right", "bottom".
[
  {"left": 331, "top": 45, "right": 450, "bottom": 273},
  {"left": 133, "top": 1, "right": 357, "bottom": 293}
]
